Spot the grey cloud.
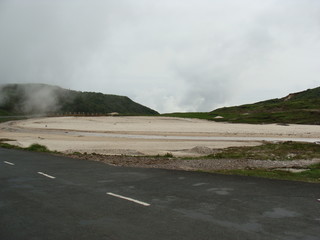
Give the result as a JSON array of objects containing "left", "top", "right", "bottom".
[{"left": 1, "top": 0, "right": 320, "bottom": 113}]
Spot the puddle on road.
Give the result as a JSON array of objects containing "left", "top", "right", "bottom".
[
  {"left": 263, "top": 208, "right": 300, "bottom": 218},
  {"left": 176, "top": 209, "right": 263, "bottom": 233},
  {"left": 207, "top": 188, "right": 234, "bottom": 195}
]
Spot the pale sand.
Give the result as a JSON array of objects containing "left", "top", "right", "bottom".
[{"left": 1, "top": 116, "right": 320, "bottom": 156}]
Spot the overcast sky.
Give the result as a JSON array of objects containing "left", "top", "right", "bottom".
[{"left": 0, "top": 0, "right": 319, "bottom": 113}]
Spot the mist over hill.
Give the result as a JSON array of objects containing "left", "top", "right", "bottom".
[{"left": 0, "top": 84, "right": 158, "bottom": 116}]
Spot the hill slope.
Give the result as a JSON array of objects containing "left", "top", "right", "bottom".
[
  {"left": 163, "top": 86, "right": 320, "bottom": 125},
  {"left": 0, "top": 83, "right": 158, "bottom": 115},
  {"left": 211, "top": 87, "right": 320, "bottom": 124}
]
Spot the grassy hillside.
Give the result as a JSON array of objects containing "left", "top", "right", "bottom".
[
  {"left": 0, "top": 83, "right": 158, "bottom": 116},
  {"left": 211, "top": 87, "right": 320, "bottom": 124},
  {"left": 164, "top": 86, "right": 320, "bottom": 125}
]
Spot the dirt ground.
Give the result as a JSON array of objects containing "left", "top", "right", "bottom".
[{"left": 65, "top": 153, "right": 320, "bottom": 171}]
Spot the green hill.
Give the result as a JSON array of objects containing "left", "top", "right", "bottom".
[
  {"left": 0, "top": 83, "right": 158, "bottom": 116},
  {"left": 163, "top": 86, "right": 320, "bottom": 125},
  {"left": 211, "top": 87, "right": 320, "bottom": 124}
]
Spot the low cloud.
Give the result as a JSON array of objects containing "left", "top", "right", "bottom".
[
  {"left": 0, "top": 84, "right": 61, "bottom": 114},
  {"left": 0, "top": 0, "right": 320, "bottom": 113},
  {"left": 19, "top": 85, "right": 60, "bottom": 114}
]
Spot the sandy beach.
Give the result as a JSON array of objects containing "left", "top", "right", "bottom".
[{"left": 1, "top": 116, "right": 320, "bottom": 157}]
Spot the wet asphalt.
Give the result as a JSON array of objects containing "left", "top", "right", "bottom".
[{"left": 1, "top": 148, "right": 320, "bottom": 240}]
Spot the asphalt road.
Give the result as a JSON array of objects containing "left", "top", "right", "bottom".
[{"left": 1, "top": 148, "right": 319, "bottom": 240}]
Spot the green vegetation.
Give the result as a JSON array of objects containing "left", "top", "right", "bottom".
[
  {"left": 205, "top": 141, "right": 320, "bottom": 161},
  {"left": 26, "top": 143, "right": 50, "bottom": 152},
  {"left": 0, "top": 140, "right": 55, "bottom": 153},
  {"left": 162, "top": 112, "right": 212, "bottom": 120},
  {"left": 0, "top": 116, "right": 27, "bottom": 123},
  {"left": 163, "top": 86, "right": 320, "bottom": 125},
  {"left": 154, "top": 152, "right": 174, "bottom": 158},
  {"left": 201, "top": 141, "right": 320, "bottom": 183},
  {"left": 214, "top": 163, "right": 320, "bottom": 183},
  {"left": 72, "top": 151, "right": 83, "bottom": 155},
  {"left": 63, "top": 91, "right": 158, "bottom": 115},
  {"left": 211, "top": 87, "right": 320, "bottom": 125},
  {"left": 164, "top": 152, "right": 174, "bottom": 158},
  {"left": 0, "top": 109, "right": 10, "bottom": 116},
  {"left": 0, "top": 83, "right": 158, "bottom": 116},
  {"left": 0, "top": 142, "right": 17, "bottom": 149}
]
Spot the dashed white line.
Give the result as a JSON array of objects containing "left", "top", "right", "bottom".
[
  {"left": 4, "top": 161, "right": 15, "bottom": 166},
  {"left": 193, "top": 182, "right": 207, "bottom": 187},
  {"left": 37, "top": 172, "right": 56, "bottom": 179},
  {"left": 107, "top": 192, "right": 150, "bottom": 207}
]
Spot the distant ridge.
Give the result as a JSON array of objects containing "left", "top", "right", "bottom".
[
  {"left": 0, "top": 83, "right": 158, "bottom": 116},
  {"left": 211, "top": 86, "right": 320, "bottom": 124},
  {"left": 163, "top": 86, "right": 320, "bottom": 125}
]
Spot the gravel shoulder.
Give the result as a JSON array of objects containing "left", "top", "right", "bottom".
[{"left": 64, "top": 153, "right": 320, "bottom": 172}]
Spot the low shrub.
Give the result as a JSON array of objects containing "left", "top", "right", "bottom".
[{"left": 26, "top": 143, "right": 50, "bottom": 152}]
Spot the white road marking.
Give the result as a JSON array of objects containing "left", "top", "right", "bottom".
[
  {"left": 37, "top": 172, "right": 56, "bottom": 179},
  {"left": 192, "top": 182, "right": 207, "bottom": 187},
  {"left": 107, "top": 192, "right": 150, "bottom": 207},
  {"left": 4, "top": 161, "right": 15, "bottom": 166}
]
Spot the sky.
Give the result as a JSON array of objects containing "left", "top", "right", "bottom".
[{"left": 0, "top": 0, "right": 320, "bottom": 113}]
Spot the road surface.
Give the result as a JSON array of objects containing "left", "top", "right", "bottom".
[{"left": 1, "top": 148, "right": 319, "bottom": 240}]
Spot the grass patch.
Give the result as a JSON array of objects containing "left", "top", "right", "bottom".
[
  {"left": 0, "top": 116, "right": 27, "bottom": 123},
  {"left": 25, "top": 143, "right": 50, "bottom": 152},
  {"left": 0, "top": 142, "right": 18, "bottom": 149},
  {"left": 164, "top": 152, "right": 174, "bottom": 158},
  {"left": 0, "top": 141, "right": 56, "bottom": 153},
  {"left": 211, "top": 110, "right": 320, "bottom": 125},
  {"left": 205, "top": 141, "right": 320, "bottom": 161},
  {"left": 154, "top": 152, "right": 174, "bottom": 158},
  {"left": 161, "top": 112, "right": 214, "bottom": 120},
  {"left": 72, "top": 151, "right": 83, "bottom": 155},
  {"left": 214, "top": 163, "right": 320, "bottom": 183}
]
